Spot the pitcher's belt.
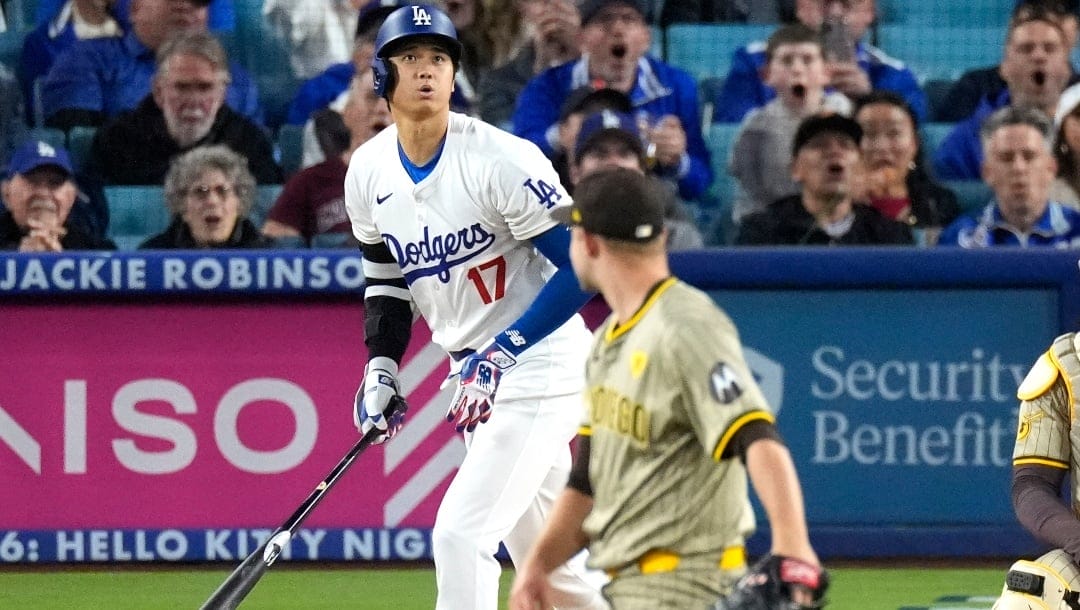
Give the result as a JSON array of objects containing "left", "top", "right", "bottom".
[{"left": 605, "top": 546, "right": 746, "bottom": 579}]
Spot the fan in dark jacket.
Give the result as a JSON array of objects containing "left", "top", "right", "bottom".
[
  {"left": 736, "top": 114, "right": 912, "bottom": 246},
  {"left": 0, "top": 139, "right": 114, "bottom": 251},
  {"left": 87, "top": 31, "right": 281, "bottom": 187},
  {"left": 139, "top": 144, "right": 271, "bottom": 249}
]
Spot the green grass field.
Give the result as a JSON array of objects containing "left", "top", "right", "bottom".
[{"left": 0, "top": 564, "right": 1008, "bottom": 609}]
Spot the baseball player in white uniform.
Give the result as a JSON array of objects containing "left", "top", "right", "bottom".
[{"left": 343, "top": 5, "right": 607, "bottom": 609}]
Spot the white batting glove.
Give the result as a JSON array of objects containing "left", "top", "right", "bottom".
[
  {"left": 446, "top": 339, "right": 517, "bottom": 432},
  {"left": 354, "top": 356, "right": 402, "bottom": 444}
]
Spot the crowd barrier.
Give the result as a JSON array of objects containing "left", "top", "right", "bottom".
[{"left": 2, "top": 248, "right": 1078, "bottom": 564}]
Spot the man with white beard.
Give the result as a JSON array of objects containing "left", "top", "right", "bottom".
[{"left": 86, "top": 31, "right": 281, "bottom": 186}]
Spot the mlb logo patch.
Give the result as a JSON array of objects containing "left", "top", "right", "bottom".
[{"left": 710, "top": 362, "right": 742, "bottom": 404}]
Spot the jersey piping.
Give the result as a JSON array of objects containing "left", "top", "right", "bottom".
[{"left": 604, "top": 277, "right": 677, "bottom": 343}]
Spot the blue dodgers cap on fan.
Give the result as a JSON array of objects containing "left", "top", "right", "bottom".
[
  {"left": 579, "top": 0, "right": 647, "bottom": 25},
  {"left": 574, "top": 110, "right": 646, "bottom": 164},
  {"left": 7, "top": 140, "right": 74, "bottom": 178},
  {"left": 550, "top": 167, "right": 665, "bottom": 242}
]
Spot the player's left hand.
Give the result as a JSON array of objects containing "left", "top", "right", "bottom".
[
  {"left": 712, "top": 554, "right": 829, "bottom": 610},
  {"left": 354, "top": 356, "right": 404, "bottom": 444},
  {"left": 446, "top": 339, "right": 517, "bottom": 432}
]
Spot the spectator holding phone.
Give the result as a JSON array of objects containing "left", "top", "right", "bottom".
[
  {"left": 512, "top": 0, "right": 712, "bottom": 205},
  {"left": 713, "top": 0, "right": 927, "bottom": 124},
  {"left": 729, "top": 23, "right": 851, "bottom": 225}
]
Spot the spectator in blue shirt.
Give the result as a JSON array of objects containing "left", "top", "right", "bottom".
[
  {"left": 40, "top": 0, "right": 261, "bottom": 131},
  {"left": 0, "top": 62, "right": 27, "bottom": 171},
  {"left": 19, "top": 0, "right": 123, "bottom": 125},
  {"left": 285, "top": 0, "right": 474, "bottom": 127},
  {"left": 285, "top": 0, "right": 405, "bottom": 126},
  {"left": 932, "top": 12, "right": 1072, "bottom": 181},
  {"left": 511, "top": 0, "right": 711, "bottom": 203},
  {"left": 938, "top": 0, "right": 1079, "bottom": 123},
  {"left": 713, "top": 0, "right": 927, "bottom": 124},
  {"left": 35, "top": 0, "right": 234, "bottom": 30},
  {"left": 86, "top": 31, "right": 281, "bottom": 186},
  {"left": 939, "top": 106, "right": 1080, "bottom": 248}
]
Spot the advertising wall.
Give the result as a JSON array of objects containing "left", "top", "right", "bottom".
[{"left": 2, "top": 249, "right": 1078, "bottom": 563}]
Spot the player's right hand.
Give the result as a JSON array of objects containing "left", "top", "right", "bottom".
[
  {"left": 354, "top": 356, "right": 403, "bottom": 444},
  {"left": 508, "top": 559, "right": 555, "bottom": 610}
]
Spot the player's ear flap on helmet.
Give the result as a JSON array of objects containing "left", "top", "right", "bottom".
[{"left": 372, "top": 60, "right": 395, "bottom": 98}]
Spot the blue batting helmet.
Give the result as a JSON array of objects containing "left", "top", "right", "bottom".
[{"left": 372, "top": 4, "right": 462, "bottom": 98}]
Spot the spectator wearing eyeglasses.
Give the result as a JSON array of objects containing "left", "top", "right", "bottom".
[
  {"left": 87, "top": 30, "right": 282, "bottom": 187},
  {"left": 140, "top": 144, "right": 270, "bottom": 249}
]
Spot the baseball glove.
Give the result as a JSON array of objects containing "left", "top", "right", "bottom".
[{"left": 712, "top": 554, "right": 829, "bottom": 610}]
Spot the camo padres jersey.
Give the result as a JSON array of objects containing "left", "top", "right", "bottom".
[
  {"left": 344, "top": 111, "right": 572, "bottom": 353},
  {"left": 1013, "top": 332, "right": 1080, "bottom": 514},
  {"left": 580, "top": 278, "right": 772, "bottom": 570}
]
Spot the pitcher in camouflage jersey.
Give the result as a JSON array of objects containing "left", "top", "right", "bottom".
[
  {"left": 509, "top": 167, "right": 821, "bottom": 610},
  {"left": 994, "top": 309, "right": 1080, "bottom": 609}
]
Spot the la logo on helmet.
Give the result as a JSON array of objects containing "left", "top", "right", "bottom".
[{"left": 412, "top": 6, "right": 432, "bottom": 25}]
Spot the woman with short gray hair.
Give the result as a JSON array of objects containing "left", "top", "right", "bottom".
[{"left": 140, "top": 145, "right": 270, "bottom": 249}]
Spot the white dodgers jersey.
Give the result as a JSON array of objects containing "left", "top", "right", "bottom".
[{"left": 344, "top": 112, "right": 572, "bottom": 353}]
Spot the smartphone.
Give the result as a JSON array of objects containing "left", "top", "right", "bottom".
[{"left": 820, "top": 17, "right": 856, "bottom": 63}]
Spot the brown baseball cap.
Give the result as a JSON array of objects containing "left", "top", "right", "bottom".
[{"left": 550, "top": 167, "right": 664, "bottom": 242}]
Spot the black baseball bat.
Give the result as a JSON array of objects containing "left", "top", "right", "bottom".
[{"left": 199, "top": 396, "right": 406, "bottom": 610}]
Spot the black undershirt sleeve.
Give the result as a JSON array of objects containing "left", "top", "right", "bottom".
[
  {"left": 360, "top": 241, "right": 413, "bottom": 364},
  {"left": 567, "top": 436, "right": 592, "bottom": 497},
  {"left": 722, "top": 419, "right": 783, "bottom": 462},
  {"left": 1012, "top": 463, "right": 1080, "bottom": 565}
]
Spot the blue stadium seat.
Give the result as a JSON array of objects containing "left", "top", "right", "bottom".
[
  {"left": 250, "top": 184, "right": 283, "bottom": 228},
  {"left": 698, "top": 76, "right": 724, "bottom": 129},
  {"left": 269, "top": 235, "right": 306, "bottom": 249},
  {"left": 232, "top": 0, "right": 299, "bottom": 129},
  {"left": 665, "top": 23, "right": 775, "bottom": 80},
  {"left": 4, "top": 0, "right": 37, "bottom": 31},
  {"left": 310, "top": 233, "right": 353, "bottom": 249},
  {"left": 920, "top": 122, "right": 955, "bottom": 161},
  {"left": 877, "top": 24, "right": 1005, "bottom": 83},
  {"left": 66, "top": 126, "right": 96, "bottom": 173},
  {"left": 922, "top": 79, "right": 955, "bottom": 124},
  {"left": 702, "top": 123, "right": 741, "bottom": 244},
  {"left": 944, "top": 180, "right": 994, "bottom": 215},
  {"left": 23, "top": 125, "right": 65, "bottom": 150},
  {"left": 276, "top": 123, "right": 304, "bottom": 179},
  {"left": 104, "top": 186, "right": 171, "bottom": 250},
  {"left": 877, "top": 0, "right": 1013, "bottom": 26},
  {"left": 0, "top": 30, "right": 22, "bottom": 70}
]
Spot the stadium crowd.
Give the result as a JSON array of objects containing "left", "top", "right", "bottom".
[{"left": 2, "top": 0, "right": 1080, "bottom": 251}]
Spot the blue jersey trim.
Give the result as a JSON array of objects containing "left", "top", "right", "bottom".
[{"left": 398, "top": 138, "right": 446, "bottom": 184}]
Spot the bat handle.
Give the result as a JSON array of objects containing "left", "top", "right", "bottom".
[{"left": 199, "top": 557, "right": 269, "bottom": 610}]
